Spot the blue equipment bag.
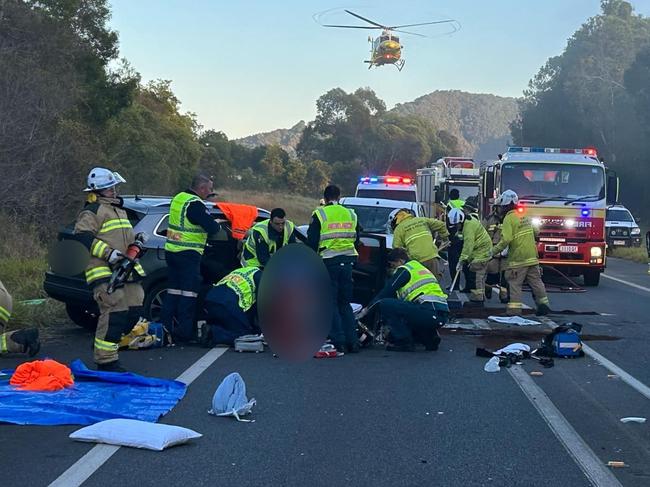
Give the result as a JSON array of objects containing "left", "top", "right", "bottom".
[{"left": 552, "top": 329, "right": 583, "bottom": 357}]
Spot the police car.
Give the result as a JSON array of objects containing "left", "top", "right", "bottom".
[
  {"left": 606, "top": 204, "right": 642, "bottom": 249},
  {"left": 356, "top": 175, "right": 417, "bottom": 202}
]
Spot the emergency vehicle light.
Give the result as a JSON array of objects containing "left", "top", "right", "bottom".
[
  {"left": 581, "top": 208, "right": 590, "bottom": 217},
  {"left": 507, "top": 146, "right": 598, "bottom": 156},
  {"left": 359, "top": 176, "right": 413, "bottom": 185}
]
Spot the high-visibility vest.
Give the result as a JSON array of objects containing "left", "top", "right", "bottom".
[
  {"left": 447, "top": 199, "right": 465, "bottom": 210},
  {"left": 396, "top": 261, "right": 447, "bottom": 304},
  {"left": 242, "top": 219, "right": 295, "bottom": 267},
  {"left": 313, "top": 204, "right": 358, "bottom": 259},
  {"left": 217, "top": 267, "right": 260, "bottom": 312},
  {"left": 165, "top": 192, "right": 208, "bottom": 254}
]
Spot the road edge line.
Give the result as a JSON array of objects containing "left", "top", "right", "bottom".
[
  {"left": 508, "top": 366, "right": 622, "bottom": 487},
  {"left": 601, "top": 274, "right": 650, "bottom": 293},
  {"left": 49, "top": 347, "right": 229, "bottom": 487},
  {"left": 581, "top": 343, "right": 650, "bottom": 401}
]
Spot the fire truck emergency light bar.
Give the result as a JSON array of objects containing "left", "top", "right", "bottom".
[
  {"left": 359, "top": 176, "right": 413, "bottom": 184},
  {"left": 507, "top": 146, "right": 598, "bottom": 156}
]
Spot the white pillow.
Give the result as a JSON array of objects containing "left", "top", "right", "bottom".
[{"left": 70, "top": 419, "right": 202, "bottom": 451}]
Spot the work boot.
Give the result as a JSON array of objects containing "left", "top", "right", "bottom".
[
  {"left": 96, "top": 361, "right": 127, "bottom": 373},
  {"left": 10, "top": 328, "right": 41, "bottom": 357},
  {"left": 333, "top": 342, "right": 346, "bottom": 354},
  {"left": 536, "top": 303, "right": 551, "bottom": 316}
]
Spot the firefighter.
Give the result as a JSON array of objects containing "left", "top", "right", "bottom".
[
  {"left": 307, "top": 185, "right": 360, "bottom": 354},
  {"left": 389, "top": 209, "right": 449, "bottom": 282},
  {"left": 162, "top": 174, "right": 221, "bottom": 343},
  {"left": 446, "top": 188, "right": 465, "bottom": 211},
  {"left": 241, "top": 208, "right": 305, "bottom": 268},
  {"left": 357, "top": 248, "right": 448, "bottom": 352},
  {"left": 74, "top": 167, "right": 145, "bottom": 371},
  {"left": 482, "top": 207, "right": 509, "bottom": 302},
  {"left": 0, "top": 279, "right": 40, "bottom": 356},
  {"left": 447, "top": 208, "right": 492, "bottom": 306},
  {"left": 202, "top": 266, "right": 262, "bottom": 346},
  {"left": 492, "top": 190, "right": 551, "bottom": 316}
]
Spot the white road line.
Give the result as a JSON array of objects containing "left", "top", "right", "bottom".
[
  {"left": 49, "top": 347, "right": 229, "bottom": 487},
  {"left": 581, "top": 343, "right": 650, "bottom": 401},
  {"left": 602, "top": 274, "right": 650, "bottom": 293},
  {"left": 508, "top": 366, "right": 622, "bottom": 487}
]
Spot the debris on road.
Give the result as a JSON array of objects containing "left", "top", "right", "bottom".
[
  {"left": 606, "top": 461, "right": 627, "bottom": 468},
  {"left": 620, "top": 417, "right": 646, "bottom": 424},
  {"left": 530, "top": 371, "right": 544, "bottom": 376}
]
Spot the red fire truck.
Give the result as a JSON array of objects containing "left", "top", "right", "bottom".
[{"left": 479, "top": 146, "right": 619, "bottom": 286}]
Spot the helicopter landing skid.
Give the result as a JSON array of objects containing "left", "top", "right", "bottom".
[{"left": 364, "top": 59, "right": 405, "bottom": 71}]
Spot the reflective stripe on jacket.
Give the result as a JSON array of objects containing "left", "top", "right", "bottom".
[
  {"left": 492, "top": 210, "right": 539, "bottom": 269},
  {"left": 74, "top": 196, "right": 146, "bottom": 287},
  {"left": 165, "top": 192, "right": 208, "bottom": 254},
  {"left": 396, "top": 260, "right": 448, "bottom": 305},
  {"left": 313, "top": 204, "right": 358, "bottom": 259},
  {"left": 216, "top": 267, "right": 260, "bottom": 312},
  {"left": 242, "top": 219, "right": 295, "bottom": 267}
]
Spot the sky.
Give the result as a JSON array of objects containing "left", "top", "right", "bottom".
[{"left": 108, "top": 0, "right": 650, "bottom": 139}]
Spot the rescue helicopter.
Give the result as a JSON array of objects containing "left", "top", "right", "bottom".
[{"left": 321, "top": 9, "right": 457, "bottom": 71}]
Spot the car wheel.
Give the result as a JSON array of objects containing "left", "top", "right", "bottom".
[
  {"left": 583, "top": 269, "right": 601, "bottom": 287},
  {"left": 66, "top": 304, "right": 98, "bottom": 330},
  {"left": 144, "top": 281, "right": 167, "bottom": 322}
]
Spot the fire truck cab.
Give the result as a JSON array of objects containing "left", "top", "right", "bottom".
[{"left": 479, "top": 147, "right": 619, "bottom": 287}]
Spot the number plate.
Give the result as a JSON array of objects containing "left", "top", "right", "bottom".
[
  {"left": 559, "top": 245, "right": 578, "bottom": 253},
  {"left": 613, "top": 240, "right": 626, "bottom": 246}
]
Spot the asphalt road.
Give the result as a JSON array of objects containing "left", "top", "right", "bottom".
[{"left": 1, "top": 257, "right": 649, "bottom": 486}]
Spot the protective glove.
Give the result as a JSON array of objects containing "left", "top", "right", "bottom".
[
  {"left": 108, "top": 249, "right": 124, "bottom": 265},
  {"left": 135, "top": 231, "right": 150, "bottom": 243},
  {"left": 456, "top": 261, "right": 464, "bottom": 273}
]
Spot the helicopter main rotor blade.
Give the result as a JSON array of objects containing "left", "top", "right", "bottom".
[
  {"left": 321, "top": 24, "right": 380, "bottom": 29},
  {"left": 389, "top": 19, "right": 456, "bottom": 29},
  {"left": 344, "top": 9, "right": 387, "bottom": 29},
  {"left": 394, "top": 29, "right": 428, "bottom": 38}
]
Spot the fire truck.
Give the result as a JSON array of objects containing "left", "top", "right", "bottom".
[
  {"left": 479, "top": 146, "right": 619, "bottom": 287},
  {"left": 416, "top": 157, "right": 481, "bottom": 218}
]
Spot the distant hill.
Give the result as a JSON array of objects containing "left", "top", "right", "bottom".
[
  {"left": 391, "top": 90, "right": 519, "bottom": 160},
  {"left": 235, "top": 91, "right": 519, "bottom": 160},
  {"left": 234, "top": 121, "right": 306, "bottom": 156}
]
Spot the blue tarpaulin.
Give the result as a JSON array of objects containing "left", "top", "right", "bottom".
[{"left": 0, "top": 359, "right": 187, "bottom": 425}]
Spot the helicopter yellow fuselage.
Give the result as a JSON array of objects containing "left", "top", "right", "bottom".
[{"left": 372, "top": 39, "right": 402, "bottom": 65}]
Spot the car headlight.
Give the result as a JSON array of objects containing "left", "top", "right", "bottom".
[
  {"left": 591, "top": 247, "right": 603, "bottom": 257},
  {"left": 631, "top": 227, "right": 641, "bottom": 235},
  {"left": 531, "top": 217, "right": 542, "bottom": 227},
  {"left": 565, "top": 218, "right": 576, "bottom": 228}
]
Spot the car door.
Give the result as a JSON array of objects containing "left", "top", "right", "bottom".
[{"left": 353, "top": 233, "right": 388, "bottom": 305}]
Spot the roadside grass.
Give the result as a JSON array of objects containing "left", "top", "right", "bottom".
[
  {"left": 610, "top": 246, "right": 648, "bottom": 263},
  {"left": 0, "top": 216, "right": 66, "bottom": 329},
  {"left": 217, "top": 188, "right": 317, "bottom": 224}
]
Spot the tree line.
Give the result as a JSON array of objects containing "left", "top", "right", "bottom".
[
  {"left": 513, "top": 0, "right": 650, "bottom": 220},
  {"left": 0, "top": 0, "right": 457, "bottom": 235}
]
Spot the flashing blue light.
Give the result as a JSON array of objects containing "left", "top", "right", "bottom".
[
  {"left": 370, "top": 177, "right": 378, "bottom": 183},
  {"left": 508, "top": 147, "right": 523, "bottom": 152},
  {"left": 581, "top": 208, "right": 590, "bottom": 217}
]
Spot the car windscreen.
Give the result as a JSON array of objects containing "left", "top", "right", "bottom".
[
  {"left": 356, "top": 189, "right": 416, "bottom": 202},
  {"left": 501, "top": 163, "right": 605, "bottom": 201},
  {"left": 345, "top": 205, "right": 395, "bottom": 233},
  {"left": 606, "top": 209, "right": 633, "bottom": 222}
]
